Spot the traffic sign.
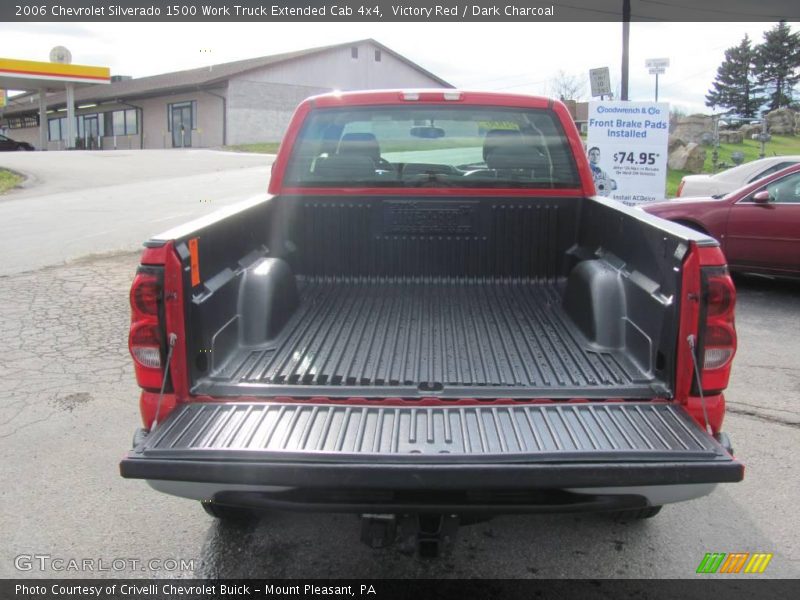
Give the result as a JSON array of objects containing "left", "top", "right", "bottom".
[
  {"left": 645, "top": 58, "right": 670, "bottom": 69},
  {"left": 589, "top": 67, "right": 611, "bottom": 98}
]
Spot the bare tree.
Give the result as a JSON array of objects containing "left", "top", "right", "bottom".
[{"left": 549, "top": 70, "right": 587, "bottom": 102}]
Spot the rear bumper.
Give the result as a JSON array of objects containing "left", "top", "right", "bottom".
[
  {"left": 147, "top": 480, "right": 718, "bottom": 514},
  {"left": 124, "top": 454, "right": 741, "bottom": 489},
  {"left": 120, "top": 401, "right": 743, "bottom": 511}
]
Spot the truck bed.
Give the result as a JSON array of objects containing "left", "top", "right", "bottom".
[
  {"left": 199, "top": 277, "right": 655, "bottom": 398},
  {"left": 180, "top": 195, "right": 684, "bottom": 400}
]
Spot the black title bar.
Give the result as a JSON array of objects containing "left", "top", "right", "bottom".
[
  {"left": 4, "top": 0, "right": 800, "bottom": 22},
  {"left": 5, "top": 579, "right": 799, "bottom": 600}
]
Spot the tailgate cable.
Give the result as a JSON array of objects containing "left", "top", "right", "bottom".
[
  {"left": 687, "top": 334, "right": 712, "bottom": 435},
  {"left": 152, "top": 333, "right": 177, "bottom": 430}
]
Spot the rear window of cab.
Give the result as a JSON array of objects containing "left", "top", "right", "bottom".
[{"left": 283, "top": 105, "right": 581, "bottom": 189}]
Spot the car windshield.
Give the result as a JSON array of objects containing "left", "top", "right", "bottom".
[{"left": 283, "top": 105, "right": 581, "bottom": 189}]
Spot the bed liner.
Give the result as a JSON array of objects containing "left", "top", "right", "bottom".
[{"left": 197, "top": 277, "right": 662, "bottom": 398}]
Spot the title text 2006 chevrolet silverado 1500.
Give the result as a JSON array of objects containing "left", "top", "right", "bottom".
[{"left": 121, "top": 90, "right": 742, "bottom": 555}]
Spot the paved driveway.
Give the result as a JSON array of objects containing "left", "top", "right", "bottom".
[{"left": 0, "top": 149, "right": 272, "bottom": 275}]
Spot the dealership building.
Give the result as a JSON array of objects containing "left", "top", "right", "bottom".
[{"left": 0, "top": 39, "right": 451, "bottom": 151}]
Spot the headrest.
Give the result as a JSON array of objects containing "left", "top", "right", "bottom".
[
  {"left": 482, "top": 129, "right": 522, "bottom": 162},
  {"left": 338, "top": 132, "right": 381, "bottom": 161},
  {"left": 483, "top": 129, "right": 546, "bottom": 171},
  {"left": 314, "top": 154, "right": 376, "bottom": 180}
]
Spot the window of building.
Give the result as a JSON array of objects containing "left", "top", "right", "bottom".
[
  {"left": 113, "top": 110, "right": 126, "bottom": 135},
  {"left": 374, "top": 50, "right": 381, "bottom": 62},
  {"left": 78, "top": 114, "right": 100, "bottom": 140},
  {"left": 351, "top": 47, "right": 359, "bottom": 59},
  {"left": 48, "top": 117, "right": 63, "bottom": 141},
  {"left": 125, "top": 109, "right": 138, "bottom": 135},
  {"left": 48, "top": 112, "right": 133, "bottom": 142},
  {"left": 5, "top": 115, "right": 39, "bottom": 129},
  {"left": 167, "top": 101, "right": 197, "bottom": 131},
  {"left": 103, "top": 109, "right": 139, "bottom": 136}
]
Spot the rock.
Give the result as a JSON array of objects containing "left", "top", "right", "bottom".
[
  {"left": 668, "top": 142, "right": 706, "bottom": 173},
  {"left": 718, "top": 131, "right": 744, "bottom": 144},
  {"left": 739, "top": 123, "right": 762, "bottom": 138},
  {"left": 765, "top": 108, "right": 797, "bottom": 135},
  {"left": 699, "top": 132, "right": 715, "bottom": 146},
  {"left": 672, "top": 115, "right": 714, "bottom": 144},
  {"left": 668, "top": 135, "right": 685, "bottom": 153}
]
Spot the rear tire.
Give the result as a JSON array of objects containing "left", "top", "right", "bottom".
[
  {"left": 611, "top": 506, "right": 662, "bottom": 521},
  {"left": 201, "top": 500, "right": 256, "bottom": 523}
]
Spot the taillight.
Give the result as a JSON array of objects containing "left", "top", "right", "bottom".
[
  {"left": 130, "top": 322, "right": 161, "bottom": 368},
  {"left": 676, "top": 179, "right": 685, "bottom": 197},
  {"left": 131, "top": 277, "right": 160, "bottom": 315},
  {"left": 703, "top": 325, "right": 735, "bottom": 369},
  {"left": 698, "top": 267, "right": 737, "bottom": 392},
  {"left": 129, "top": 268, "right": 164, "bottom": 390}
]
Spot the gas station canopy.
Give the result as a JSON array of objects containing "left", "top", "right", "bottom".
[
  {"left": 0, "top": 58, "right": 110, "bottom": 90},
  {"left": 0, "top": 57, "right": 110, "bottom": 149}
]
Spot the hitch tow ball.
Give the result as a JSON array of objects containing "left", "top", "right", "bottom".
[{"left": 360, "top": 513, "right": 461, "bottom": 558}]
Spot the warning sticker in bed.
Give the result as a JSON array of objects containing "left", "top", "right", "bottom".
[
  {"left": 188, "top": 237, "right": 200, "bottom": 287},
  {"left": 382, "top": 201, "right": 479, "bottom": 236}
]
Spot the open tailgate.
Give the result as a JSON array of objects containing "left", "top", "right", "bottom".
[{"left": 121, "top": 402, "right": 742, "bottom": 489}]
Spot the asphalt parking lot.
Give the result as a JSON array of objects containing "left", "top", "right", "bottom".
[
  {"left": 0, "top": 151, "right": 798, "bottom": 579},
  {"left": 0, "top": 149, "right": 269, "bottom": 276}
]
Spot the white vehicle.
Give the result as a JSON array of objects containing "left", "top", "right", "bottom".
[{"left": 677, "top": 155, "right": 800, "bottom": 197}]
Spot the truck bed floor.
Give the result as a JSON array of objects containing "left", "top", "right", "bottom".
[{"left": 199, "top": 278, "right": 660, "bottom": 398}]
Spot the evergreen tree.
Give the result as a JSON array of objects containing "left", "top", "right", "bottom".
[
  {"left": 755, "top": 20, "right": 800, "bottom": 111},
  {"left": 705, "top": 34, "right": 764, "bottom": 117}
]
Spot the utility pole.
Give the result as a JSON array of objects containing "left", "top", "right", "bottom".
[{"left": 621, "top": 0, "right": 630, "bottom": 101}]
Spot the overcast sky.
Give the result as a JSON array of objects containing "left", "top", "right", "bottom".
[{"left": 1, "top": 21, "right": 791, "bottom": 113}]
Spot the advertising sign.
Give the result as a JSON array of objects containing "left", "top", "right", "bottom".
[
  {"left": 0, "top": 89, "right": 6, "bottom": 109},
  {"left": 586, "top": 101, "right": 670, "bottom": 205}
]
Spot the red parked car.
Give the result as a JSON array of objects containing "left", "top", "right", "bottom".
[{"left": 644, "top": 163, "right": 800, "bottom": 278}]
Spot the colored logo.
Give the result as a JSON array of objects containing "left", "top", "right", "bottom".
[{"left": 696, "top": 552, "right": 773, "bottom": 574}]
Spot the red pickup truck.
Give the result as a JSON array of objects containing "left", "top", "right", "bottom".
[{"left": 121, "top": 90, "right": 742, "bottom": 555}]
